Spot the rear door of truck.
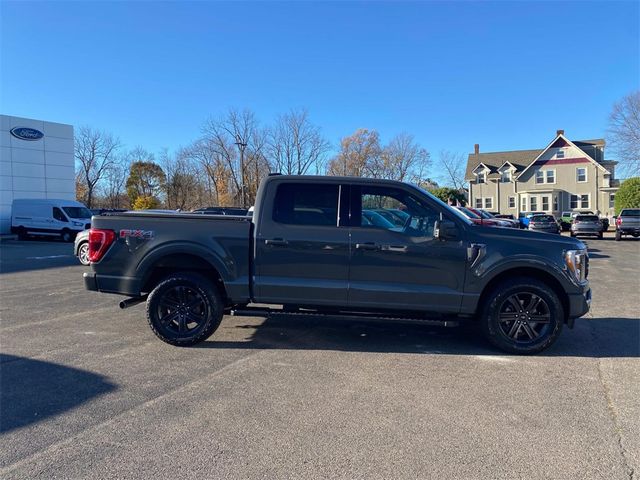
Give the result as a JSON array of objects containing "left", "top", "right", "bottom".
[{"left": 253, "top": 180, "right": 350, "bottom": 306}]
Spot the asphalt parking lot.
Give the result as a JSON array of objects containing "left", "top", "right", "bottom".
[{"left": 1, "top": 234, "right": 638, "bottom": 479}]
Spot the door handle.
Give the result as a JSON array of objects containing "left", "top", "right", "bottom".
[
  {"left": 381, "top": 245, "right": 408, "bottom": 253},
  {"left": 265, "top": 238, "right": 289, "bottom": 246},
  {"left": 355, "top": 242, "right": 379, "bottom": 250}
]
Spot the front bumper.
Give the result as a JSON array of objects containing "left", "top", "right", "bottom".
[{"left": 567, "top": 285, "right": 591, "bottom": 320}]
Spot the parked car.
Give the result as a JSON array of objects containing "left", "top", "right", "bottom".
[
  {"left": 453, "top": 207, "right": 510, "bottom": 227},
  {"left": 559, "top": 211, "right": 574, "bottom": 231},
  {"left": 473, "top": 209, "right": 519, "bottom": 228},
  {"left": 615, "top": 208, "right": 640, "bottom": 240},
  {"left": 74, "top": 229, "right": 90, "bottom": 265},
  {"left": 528, "top": 214, "right": 560, "bottom": 234},
  {"left": 493, "top": 213, "right": 516, "bottom": 220},
  {"left": 518, "top": 211, "right": 546, "bottom": 229},
  {"left": 11, "top": 198, "right": 92, "bottom": 242},
  {"left": 571, "top": 214, "right": 603, "bottom": 239},
  {"left": 84, "top": 175, "right": 591, "bottom": 355}
]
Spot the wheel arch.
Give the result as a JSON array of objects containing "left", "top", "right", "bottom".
[{"left": 477, "top": 267, "right": 570, "bottom": 323}]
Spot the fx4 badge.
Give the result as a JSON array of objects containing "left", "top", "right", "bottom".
[{"left": 120, "top": 229, "right": 154, "bottom": 240}]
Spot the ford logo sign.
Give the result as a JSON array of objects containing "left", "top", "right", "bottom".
[{"left": 10, "top": 127, "right": 44, "bottom": 141}]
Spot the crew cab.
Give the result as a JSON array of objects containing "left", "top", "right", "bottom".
[
  {"left": 615, "top": 208, "right": 640, "bottom": 240},
  {"left": 84, "top": 175, "right": 591, "bottom": 354}
]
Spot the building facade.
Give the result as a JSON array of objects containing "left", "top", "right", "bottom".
[
  {"left": 0, "top": 115, "right": 75, "bottom": 234},
  {"left": 465, "top": 130, "right": 619, "bottom": 218}
]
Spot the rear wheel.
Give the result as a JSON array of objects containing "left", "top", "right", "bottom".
[
  {"left": 615, "top": 231, "right": 622, "bottom": 241},
  {"left": 598, "top": 231, "right": 603, "bottom": 240},
  {"left": 60, "top": 229, "right": 73, "bottom": 242},
  {"left": 146, "top": 272, "right": 224, "bottom": 346},
  {"left": 16, "top": 227, "right": 27, "bottom": 240},
  {"left": 77, "top": 242, "right": 90, "bottom": 265},
  {"left": 481, "top": 277, "right": 564, "bottom": 354}
]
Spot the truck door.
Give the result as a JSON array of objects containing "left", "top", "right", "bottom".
[
  {"left": 253, "top": 181, "right": 350, "bottom": 306},
  {"left": 348, "top": 184, "right": 467, "bottom": 313}
]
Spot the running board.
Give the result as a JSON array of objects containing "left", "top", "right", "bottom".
[{"left": 229, "top": 307, "right": 460, "bottom": 328}]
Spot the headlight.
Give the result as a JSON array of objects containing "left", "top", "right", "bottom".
[
  {"left": 565, "top": 249, "right": 588, "bottom": 283},
  {"left": 72, "top": 221, "right": 83, "bottom": 227}
]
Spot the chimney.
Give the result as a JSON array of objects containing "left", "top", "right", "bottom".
[
  {"left": 474, "top": 144, "right": 479, "bottom": 155},
  {"left": 556, "top": 129, "right": 564, "bottom": 136}
]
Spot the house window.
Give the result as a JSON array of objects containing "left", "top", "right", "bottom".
[
  {"left": 508, "top": 196, "right": 515, "bottom": 208},
  {"left": 609, "top": 194, "right": 615, "bottom": 208},
  {"left": 557, "top": 149, "right": 565, "bottom": 159},
  {"left": 476, "top": 172, "right": 486, "bottom": 184},
  {"left": 521, "top": 197, "right": 527, "bottom": 211},
  {"left": 570, "top": 195, "right": 578, "bottom": 209},
  {"left": 536, "top": 171, "right": 545, "bottom": 184},
  {"left": 530, "top": 196, "right": 538, "bottom": 211},
  {"left": 580, "top": 194, "right": 590, "bottom": 209},
  {"left": 553, "top": 196, "right": 558, "bottom": 211},
  {"left": 475, "top": 198, "right": 482, "bottom": 208},
  {"left": 501, "top": 170, "right": 511, "bottom": 183},
  {"left": 546, "top": 170, "right": 555, "bottom": 184},
  {"left": 577, "top": 167, "right": 587, "bottom": 182},
  {"left": 484, "top": 198, "right": 493, "bottom": 209},
  {"left": 542, "top": 196, "right": 549, "bottom": 211}
]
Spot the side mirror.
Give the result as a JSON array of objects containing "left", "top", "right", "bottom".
[{"left": 434, "top": 219, "right": 458, "bottom": 241}]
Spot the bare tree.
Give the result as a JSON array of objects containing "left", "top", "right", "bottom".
[
  {"left": 74, "top": 126, "right": 120, "bottom": 207},
  {"left": 100, "top": 153, "right": 131, "bottom": 209},
  {"left": 375, "top": 133, "right": 430, "bottom": 181},
  {"left": 327, "top": 129, "right": 381, "bottom": 177},
  {"left": 437, "top": 150, "right": 468, "bottom": 190},
  {"left": 268, "top": 109, "right": 331, "bottom": 175},
  {"left": 608, "top": 91, "right": 640, "bottom": 177},
  {"left": 161, "top": 148, "right": 207, "bottom": 210}
]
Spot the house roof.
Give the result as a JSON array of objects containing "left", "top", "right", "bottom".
[{"left": 465, "top": 138, "right": 606, "bottom": 180}]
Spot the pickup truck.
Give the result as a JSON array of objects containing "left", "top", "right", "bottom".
[
  {"left": 84, "top": 175, "right": 591, "bottom": 354},
  {"left": 615, "top": 208, "right": 640, "bottom": 240}
]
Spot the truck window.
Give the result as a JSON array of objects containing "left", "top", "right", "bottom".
[
  {"left": 53, "top": 207, "right": 68, "bottom": 222},
  {"left": 273, "top": 183, "right": 339, "bottom": 226},
  {"left": 353, "top": 186, "right": 439, "bottom": 237}
]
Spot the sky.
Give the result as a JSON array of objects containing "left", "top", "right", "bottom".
[{"left": 1, "top": 1, "right": 638, "bottom": 172}]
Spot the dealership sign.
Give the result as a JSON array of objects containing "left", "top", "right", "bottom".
[{"left": 10, "top": 127, "right": 44, "bottom": 141}]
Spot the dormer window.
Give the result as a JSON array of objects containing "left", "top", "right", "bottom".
[
  {"left": 501, "top": 170, "right": 511, "bottom": 183},
  {"left": 477, "top": 172, "right": 486, "bottom": 184}
]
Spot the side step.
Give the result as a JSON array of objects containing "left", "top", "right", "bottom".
[{"left": 229, "top": 307, "right": 460, "bottom": 328}]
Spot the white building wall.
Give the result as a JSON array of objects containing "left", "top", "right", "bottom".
[{"left": 0, "top": 115, "right": 74, "bottom": 234}]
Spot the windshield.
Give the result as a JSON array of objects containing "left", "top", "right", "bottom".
[
  {"left": 576, "top": 215, "right": 599, "bottom": 222},
  {"left": 621, "top": 209, "right": 640, "bottom": 216},
  {"left": 477, "top": 210, "right": 493, "bottom": 219},
  {"left": 456, "top": 207, "right": 481, "bottom": 219},
  {"left": 62, "top": 206, "right": 92, "bottom": 219}
]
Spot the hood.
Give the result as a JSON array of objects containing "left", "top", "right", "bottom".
[{"left": 471, "top": 224, "right": 586, "bottom": 250}]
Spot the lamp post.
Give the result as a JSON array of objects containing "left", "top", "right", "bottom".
[{"left": 235, "top": 135, "right": 247, "bottom": 207}]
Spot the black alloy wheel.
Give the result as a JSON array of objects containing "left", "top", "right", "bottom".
[
  {"left": 146, "top": 272, "right": 224, "bottom": 346},
  {"left": 481, "top": 277, "right": 563, "bottom": 354}
]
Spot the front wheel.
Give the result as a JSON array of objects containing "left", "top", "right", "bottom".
[
  {"left": 60, "top": 229, "right": 73, "bottom": 242},
  {"left": 481, "top": 277, "right": 564, "bottom": 354},
  {"left": 146, "top": 272, "right": 224, "bottom": 346},
  {"left": 77, "top": 242, "right": 90, "bottom": 265},
  {"left": 615, "top": 231, "right": 622, "bottom": 241},
  {"left": 598, "top": 232, "right": 603, "bottom": 240}
]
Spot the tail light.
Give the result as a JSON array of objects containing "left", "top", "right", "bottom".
[
  {"left": 88, "top": 229, "right": 116, "bottom": 263},
  {"left": 617, "top": 217, "right": 622, "bottom": 226}
]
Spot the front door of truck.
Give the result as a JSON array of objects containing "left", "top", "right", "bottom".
[
  {"left": 348, "top": 184, "right": 467, "bottom": 314},
  {"left": 254, "top": 181, "right": 350, "bottom": 306}
]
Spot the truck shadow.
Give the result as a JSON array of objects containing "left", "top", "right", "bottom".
[
  {"left": 0, "top": 354, "right": 117, "bottom": 433},
  {"left": 200, "top": 314, "right": 639, "bottom": 358}
]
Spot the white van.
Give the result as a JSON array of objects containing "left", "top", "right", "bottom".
[{"left": 11, "top": 198, "right": 92, "bottom": 242}]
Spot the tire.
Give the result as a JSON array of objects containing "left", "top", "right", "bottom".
[
  {"left": 598, "top": 232, "right": 603, "bottom": 240},
  {"left": 16, "top": 227, "right": 27, "bottom": 240},
  {"left": 615, "top": 231, "right": 622, "bottom": 241},
  {"left": 570, "top": 232, "right": 575, "bottom": 237},
  {"left": 60, "top": 229, "right": 73, "bottom": 243},
  {"left": 146, "top": 272, "right": 224, "bottom": 346},
  {"left": 480, "top": 277, "right": 564, "bottom": 354},
  {"left": 77, "top": 242, "right": 90, "bottom": 265}
]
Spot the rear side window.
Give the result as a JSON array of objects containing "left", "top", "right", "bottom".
[
  {"left": 620, "top": 209, "right": 640, "bottom": 216},
  {"left": 52, "top": 207, "right": 68, "bottom": 222},
  {"left": 273, "top": 183, "right": 339, "bottom": 226}
]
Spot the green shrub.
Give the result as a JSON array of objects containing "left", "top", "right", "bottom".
[{"left": 614, "top": 177, "right": 640, "bottom": 214}]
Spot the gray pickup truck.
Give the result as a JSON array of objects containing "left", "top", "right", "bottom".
[
  {"left": 84, "top": 175, "right": 591, "bottom": 354},
  {"left": 615, "top": 208, "right": 640, "bottom": 241}
]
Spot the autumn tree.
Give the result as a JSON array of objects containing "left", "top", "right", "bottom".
[
  {"left": 74, "top": 126, "right": 120, "bottom": 207},
  {"left": 267, "top": 109, "right": 331, "bottom": 175},
  {"left": 126, "top": 158, "right": 166, "bottom": 207},
  {"left": 608, "top": 91, "right": 640, "bottom": 177},
  {"left": 327, "top": 129, "right": 381, "bottom": 177}
]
